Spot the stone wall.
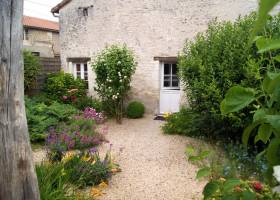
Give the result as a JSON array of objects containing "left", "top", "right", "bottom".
[
  {"left": 59, "top": 0, "right": 257, "bottom": 113},
  {"left": 23, "top": 28, "right": 60, "bottom": 57}
]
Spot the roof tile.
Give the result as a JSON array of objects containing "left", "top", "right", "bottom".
[{"left": 23, "top": 16, "right": 59, "bottom": 32}]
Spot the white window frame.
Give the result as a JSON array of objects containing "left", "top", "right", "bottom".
[
  {"left": 161, "top": 62, "right": 180, "bottom": 90},
  {"left": 73, "top": 62, "right": 89, "bottom": 88}
]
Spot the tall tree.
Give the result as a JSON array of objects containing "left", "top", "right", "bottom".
[{"left": 0, "top": 0, "right": 40, "bottom": 199}]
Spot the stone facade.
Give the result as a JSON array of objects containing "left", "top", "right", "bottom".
[
  {"left": 23, "top": 28, "right": 60, "bottom": 57},
  {"left": 58, "top": 0, "right": 257, "bottom": 113}
]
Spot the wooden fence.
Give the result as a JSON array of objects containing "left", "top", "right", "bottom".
[{"left": 28, "top": 56, "right": 61, "bottom": 95}]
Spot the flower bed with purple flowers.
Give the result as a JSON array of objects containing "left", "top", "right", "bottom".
[{"left": 46, "top": 108, "right": 108, "bottom": 161}]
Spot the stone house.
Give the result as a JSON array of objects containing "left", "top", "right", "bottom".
[
  {"left": 23, "top": 16, "right": 60, "bottom": 57},
  {"left": 51, "top": 0, "right": 257, "bottom": 114}
]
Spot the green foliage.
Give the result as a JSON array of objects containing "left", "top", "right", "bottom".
[
  {"left": 179, "top": 13, "right": 280, "bottom": 140},
  {"left": 36, "top": 162, "right": 75, "bottom": 200},
  {"left": 254, "top": 0, "right": 280, "bottom": 34},
  {"left": 92, "top": 45, "right": 136, "bottom": 123},
  {"left": 126, "top": 101, "right": 145, "bottom": 119},
  {"left": 221, "top": 71, "right": 280, "bottom": 171},
  {"left": 44, "top": 72, "right": 86, "bottom": 102},
  {"left": 202, "top": 178, "right": 279, "bottom": 200},
  {"left": 73, "top": 96, "right": 103, "bottom": 112},
  {"left": 23, "top": 50, "right": 41, "bottom": 91},
  {"left": 63, "top": 150, "right": 117, "bottom": 188},
  {"left": 162, "top": 107, "right": 201, "bottom": 136},
  {"left": 186, "top": 142, "right": 270, "bottom": 184},
  {"left": 25, "top": 96, "right": 78, "bottom": 142}
]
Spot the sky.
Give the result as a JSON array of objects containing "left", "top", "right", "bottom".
[{"left": 24, "top": 0, "right": 62, "bottom": 22}]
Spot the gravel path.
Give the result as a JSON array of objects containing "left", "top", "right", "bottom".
[{"left": 99, "top": 115, "right": 205, "bottom": 200}]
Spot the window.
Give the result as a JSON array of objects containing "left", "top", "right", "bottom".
[
  {"left": 162, "top": 63, "right": 179, "bottom": 89},
  {"left": 73, "top": 63, "right": 89, "bottom": 89},
  {"left": 23, "top": 28, "right": 29, "bottom": 40},
  {"left": 31, "top": 52, "right": 40, "bottom": 57}
]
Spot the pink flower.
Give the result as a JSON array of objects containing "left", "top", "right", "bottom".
[{"left": 62, "top": 96, "right": 68, "bottom": 101}]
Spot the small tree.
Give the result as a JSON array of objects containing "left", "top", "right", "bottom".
[
  {"left": 23, "top": 50, "right": 41, "bottom": 92},
  {"left": 92, "top": 45, "right": 136, "bottom": 123}
]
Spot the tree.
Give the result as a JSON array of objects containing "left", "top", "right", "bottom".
[{"left": 0, "top": 1, "right": 40, "bottom": 199}]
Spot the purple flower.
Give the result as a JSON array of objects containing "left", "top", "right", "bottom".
[{"left": 89, "top": 147, "right": 97, "bottom": 154}]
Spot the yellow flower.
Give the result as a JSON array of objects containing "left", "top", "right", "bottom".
[
  {"left": 98, "top": 181, "right": 108, "bottom": 189},
  {"left": 163, "top": 112, "right": 171, "bottom": 119},
  {"left": 81, "top": 155, "right": 91, "bottom": 162},
  {"left": 90, "top": 187, "right": 103, "bottom": 197},
  {"left": 62, "top": 152, "right": 75, "bottom": 163}
]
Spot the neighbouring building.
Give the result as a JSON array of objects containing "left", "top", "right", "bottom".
[
  {"left": 23, "top": 16, "right": 60, "bottom": 57},
  {"left": 51, "top": 0, "right": 257, "bottom": 114}
]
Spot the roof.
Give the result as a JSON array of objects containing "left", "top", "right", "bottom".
[
  {"left": 51, "top": 0, "right": 72, "bottom": 14},
  {"left": 23, "top": 16, "right": 59, "bottom": 32}
]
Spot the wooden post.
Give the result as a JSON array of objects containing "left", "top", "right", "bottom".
[{"left": 0, "top": 0, "right": 40, "bottom": 199}]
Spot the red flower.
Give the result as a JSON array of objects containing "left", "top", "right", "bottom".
[
  {"left": 71, "top": 96, "right": 77, "bottom": 102},
  {"left": 252, "top": 181, "right": 263, "bottom": 191}
]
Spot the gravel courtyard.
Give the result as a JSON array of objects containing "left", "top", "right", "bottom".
[{"left": 99, "top": 115, "right": 205, "bottom": 200}]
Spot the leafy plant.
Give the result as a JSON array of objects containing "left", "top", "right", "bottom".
[
  {"left": 221, "top": 71, "right": 280, "bottom": 174},
  {"left": 92, "top": 45, "right": 137, "bottom": 123},
  {"left": 44, "top": 72, "right": 86, "bottom": 103},
  {"left": 203, "top": 178, "right": 279, "bottom": 200},
  {"left": 73, "top": 96, "right": 103, "bottom": 112},
  {"left": 24, "top": 50, "right": 41, "bottom": 91},
  {"left": 126, "top": 101, "right": 145, "bottom": 119},
  {"left": 62, "top": 149, "right": 119, "bottom": 188},
  {"left": 178, "top": 13, "right": 280, "bottom": 141},
  {"left": 25, "top": 96, "right": 78, "bottom": 142},
  {"left": 36, "top": 162, "right": 75, "bottom": 200},
  {"left": 162, "top": 107, "right": 201, "bottom": 136},
  {"left": 221, "top": 0, "right": 280, "bottom": 180}
]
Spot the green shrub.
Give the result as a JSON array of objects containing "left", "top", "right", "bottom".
[
  {"left": 73, "top": 96, "right": 102, "bottom": 112},
  {"left": 92, "top": 45, "right": 137, "bottom": 123},
  {"left": 162, "top": 107, "right": 201, "bottom": 136},
  {"left": 178, "top": 13, "right": 280, "bottom": 140},
  {"left": 44, "top": 72, "right": 86, "bottom": 102},
  {"left": 36, "top": 163, "right": 75, "bottom": 200},
  {"left": 25, "top": 96, "right": 78, "bottom": 142},
  {"left": 126, "top": 101, "right": 145, "bottom": 119},
  {"left": 24, "top": 50, "right": 41, "bottom": 91}
]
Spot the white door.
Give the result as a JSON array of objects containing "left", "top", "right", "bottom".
[{"left": 159, "top": 63, "right": 181, "bottom": 114}]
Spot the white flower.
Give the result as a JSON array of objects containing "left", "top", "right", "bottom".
[
  {"left": 117, "top": 61, "right": 121, "bottom": 65},
  {"left": 124, "top": 76, "right": 127, "bottom": 79},
  {"left": 109, "top": 79, "right": 112, "bottom": 83},
  {"left": 120, "top": 80, "right": 123, "bottom": 83},
  {"left": 273, "top": 166, "right": 280, "bottom": 183},
  {"left": 116, "top": 93, "right": 119, "bottom": 96}
]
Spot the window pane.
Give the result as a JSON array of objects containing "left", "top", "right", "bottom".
[
  {"left": 164, "top": 76, "right": 171, "bottom": 82},
  {"left": 84, "top": 64, "right": 88, "bottom": 71},
  {"left": 164, "top": 81, "right": 170, "bottom": 87},
  {"left": 84, "top": 75, "right": 88, "bottom": 81},
  {"left": 172, "top": 81, "right": 179, "bottom": 87},
  {"left": 172, "top": 76, "right": 179, "bottom": 87},
  {"left": 172, "top": 64, "right": 177, "bottom": 75},
  {"left": 77, "top": 72, "right": 81, "bottom": 78},
  {"left": 164, "top": 64, "right": 171, "bottom": 75},
  {"left": 85, "top": 81, "right": 89, "bottom": 89},
  {"left": 76, "top": 64, "right": 81, "bottom": 71}
]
